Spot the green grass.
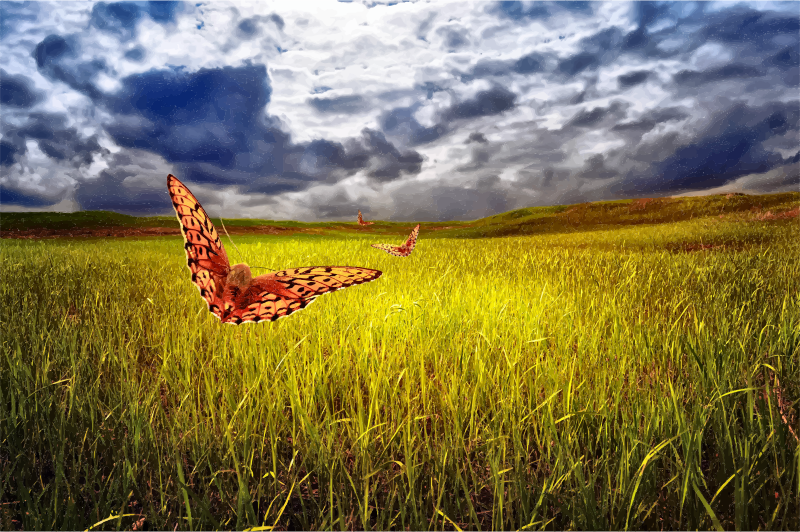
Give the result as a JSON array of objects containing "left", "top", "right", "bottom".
[
  {"left": 3, "top": 191, "right": 795, "bottom": 237},
  {"left": 1, "top": 201, "right": 799, "bottom": 530}
]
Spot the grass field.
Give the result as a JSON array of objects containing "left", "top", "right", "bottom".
[{"left": 1, "top": 193, "right": 799, "bottom": 530}]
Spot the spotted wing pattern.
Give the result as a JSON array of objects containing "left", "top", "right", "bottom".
[
  {"left": 225, "top": 267, "right": 383, "bottom": 324},
  {"left": 169, "top": 173, "right": 383, "bottom": 325},
  {"left": 371, "top": 224, "right": 420, "bottom": 257},
  {"left": 167, "top": 174, "right": 230, "bottom": 318}
]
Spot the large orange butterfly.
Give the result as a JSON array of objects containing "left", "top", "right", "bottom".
[
  {"left": 357, "top": 210, "right": 374, "bottom": 226},
  {"left": 167, "top": 174, "right": 382, "bottom": 324},
  {"left": 371, "top": 224, "right": 420, "bottom": 257}
]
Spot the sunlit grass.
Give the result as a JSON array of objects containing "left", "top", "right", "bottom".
[{"left": 1, "top": 214, "right": 798, "bottom": 530}]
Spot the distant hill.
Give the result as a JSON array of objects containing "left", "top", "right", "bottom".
[{"left": 1, "top": 192, "right": 797, "bottom": 239}]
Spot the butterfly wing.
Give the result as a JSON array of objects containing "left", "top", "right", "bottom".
[
  {"left": 167, "top": 174, "right": 230, "bottom": 319},
  {"left": 371, "top": 243, "right": 406, "bottom": 257},
  {"left": 225, "top": 266, "right": 383, "bottom": 324},
  {"left": 371, "top": 224, "right": 419, "bottom": 257},
  {"left": 402, "top": 224, "right": 420, "bottom": 253}
]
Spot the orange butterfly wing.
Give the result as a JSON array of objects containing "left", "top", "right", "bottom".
[
  {"left": 370, "top": 243, "right": 405, "bottom": 256},
  {"left": 358, "top": 210, "right": 374, "bottom": 225},
  {"left": 225, "top": 267, "right": 383, "bottom": 324},
  {"left": 371, "top": 224, "right": 420, "bottom": 257},
  {"left": 169, "top": 174, "right": 382, "bottom": 325},
  {"left": 167, "top": 174, "right": 230, "bottom": 319},
  {"left": 403, "top": 224, "right": 420, "bottom": 251}
]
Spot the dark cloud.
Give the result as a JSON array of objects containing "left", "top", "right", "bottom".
[
  {"left": 237, "top": 14, "right": 283, "bottom": 38},
  {"left": 443, "top": 86, "right": 516, "bottom": 121},
  {"left": 395, "top": 183, "right": 512, "bottom": 222},
  {"left": 91, "top": 2, "right": 142, "bottom": 37},
  {"left": 585, "top": 27, "right": 624, "bottom": 53},
  {"left": 381, "top": 106, "right": 445, "bottom": 145},
  {"left": 513, "top": 52, "right": 545, "bottom": 74},
  {"left": 769, "top": 46, "right": 800, "bottom": 70},
  {"left": 702, "top": 8, "right": 800, "bottom": 48},
  {"left": 124, "top": 47, "right": 145, "bottom": 61},
  {"left": 558, "top": 52, "right": 599, "bottom": 76},
  {"left": 614, "top": 5, "right": 800, "bottom": 64},
  {"left": 622, "top": 28, "right": 649, "bottom": 52},
  {"left": 416, "top": 12, "right": 436, "bottom": 41},
  {"left": 237, "top": 18, "right": 260, "bottom": 37},
  {"left": 417, "top": 81, "right": 447, "bottom": 100},
  {"left": 268, "top": 14, "right": 285, "bottom": 30},
  {"left": 466, "top": 132, "right": 487, "bottom": 144},
  {"left": 301, "top": 139, "right": 368, "bottom": 173},
  {"left": 0, "top": 140, "right": 21, "bottom": 166},
  {"left": 1, "top": 112, "right": 108, "bottom": 167},
  {"left": 611, "top": 106, "right": 688, "bottom": 133},
  {"left": 74, "top": 169, "right": 172, "bottom": 214},
  {"left": 102, "top": 64, "right": 422, "bottom": 195},
  {"left": 303, "top": 189, "right": 362, "bottom": 218},
  {"left": 358, "top": 129, "right": 424, "bottom": 181},
  {"left": 456, "top": 142, "right": 500, "bottom": 173},
  {"left": 618, "top": 70, "right": 649, "bottom": 88},
  {"left": 674, "top": 63, "right": 764, "bottom": 86},
  {"left": 471, "top": 59, "right": 511, "bottom": 78},
  {"left": 0, "top": 186, "right": 56, "bottom": 208},
  {"left": 490, "top": 1, "right": 549, "bottom": 21},
  {"left": 619, "top": 101, "right": 800, "bottom": 193},
  {"left": 620, "top": 3, "right": 689, "bottom": 55},
  {"left": 475, "top": 174, "right": 500, "bottom": 189},
  {"left": 308, "top": 94, "right": 367, "bottom": 114},
  {"left": 33, "top": 34, "right": 71, "bottom": 66},
  {"left": 106, "top": 65, "right": 272, "bottom": 167},
  {"left": 436, "top": 25, "right": 469, "bottom": 51},
  {"left": 469, "top": 51, "right": 547, "bottom": 79},
  {"left": 0, "top": 1, "right": 40, "bottom": 39},
  {"left": 575, "top": 154, "right": 618, "bottom": 180},
  {"left": 569, "top": 91, "right": 586, "bottom": 105},
  {"left": 147, "top": 0, "right": 181, "bottom": 23},
  {"left": 566, "top": 102, "right": 622, "bottom": 128},
  {"left": 0, "top": 70, "right": 39, "bottom": 108},
  {"left": 33, "top": 34, "right": 106, "bottom": 100},
  {"left": 518, "top": 166, "right": 571, "bottom": 190}
]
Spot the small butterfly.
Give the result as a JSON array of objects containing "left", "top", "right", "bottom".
[
  {"left": 357, "top": 210, "right": 375, "bottom": 226},
  {"left": 371, "top": 224, "right": 420, "bottom": 257},
  {"left": 167, "top": 174, "right": 382, "bottom": 324}
]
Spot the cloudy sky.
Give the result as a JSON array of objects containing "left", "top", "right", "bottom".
[{"left": 1, "top": 1, "right": 798, "bottom": 221}]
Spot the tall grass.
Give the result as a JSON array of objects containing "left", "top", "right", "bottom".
[{"left": 1, "top": 216, "right": 798, "bottom": 530}]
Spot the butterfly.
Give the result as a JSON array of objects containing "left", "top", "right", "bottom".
[
  {"left": 357, "top": 210, "right": 374, "bottom": 226},
  {"left": 371, "top": 224, "right": 420, "bottom": 257},
  {"left": 167, "top": 174, "right": 382, "bottom": 324}
]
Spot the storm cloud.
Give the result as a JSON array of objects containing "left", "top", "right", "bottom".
[{"left": 1, "top": 1, "right": 797, "bottom": 220}]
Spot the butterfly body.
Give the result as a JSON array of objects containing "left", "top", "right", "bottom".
[
  {"left": 168, "top": 174, "right": 382, "bottom": 324},
  {"left": 371, "top": 224, "right": 420, "bottom": 257}
]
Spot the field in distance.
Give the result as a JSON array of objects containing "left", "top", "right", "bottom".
[
  {"left": 1, "top": 191, "right": 798, "bottom": 530},
  {"left": 1, "top": 190, "right": 797, "bottom": 239}
]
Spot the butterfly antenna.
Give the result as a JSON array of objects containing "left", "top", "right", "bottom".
[
  {"left": 219, "top": 217, "right": 245, "bottom": 262},
  {"left": 219, "top": 217, "right": 273, "bottom": 271}
]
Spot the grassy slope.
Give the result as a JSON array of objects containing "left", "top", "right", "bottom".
[
  {"left": 1, "top": 191, "right": 797, "bottom": 236},
  {"left": 0, "top": 195, "right": 799, "bottom": 531}
]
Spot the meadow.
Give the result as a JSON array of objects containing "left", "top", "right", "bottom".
[{"left": 1, "top": 193, "right": 799, "bottom": 530}]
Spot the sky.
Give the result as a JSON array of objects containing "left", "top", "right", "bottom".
[{"left": 0, "top": 1, "right": 798, "bottom": 221}]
